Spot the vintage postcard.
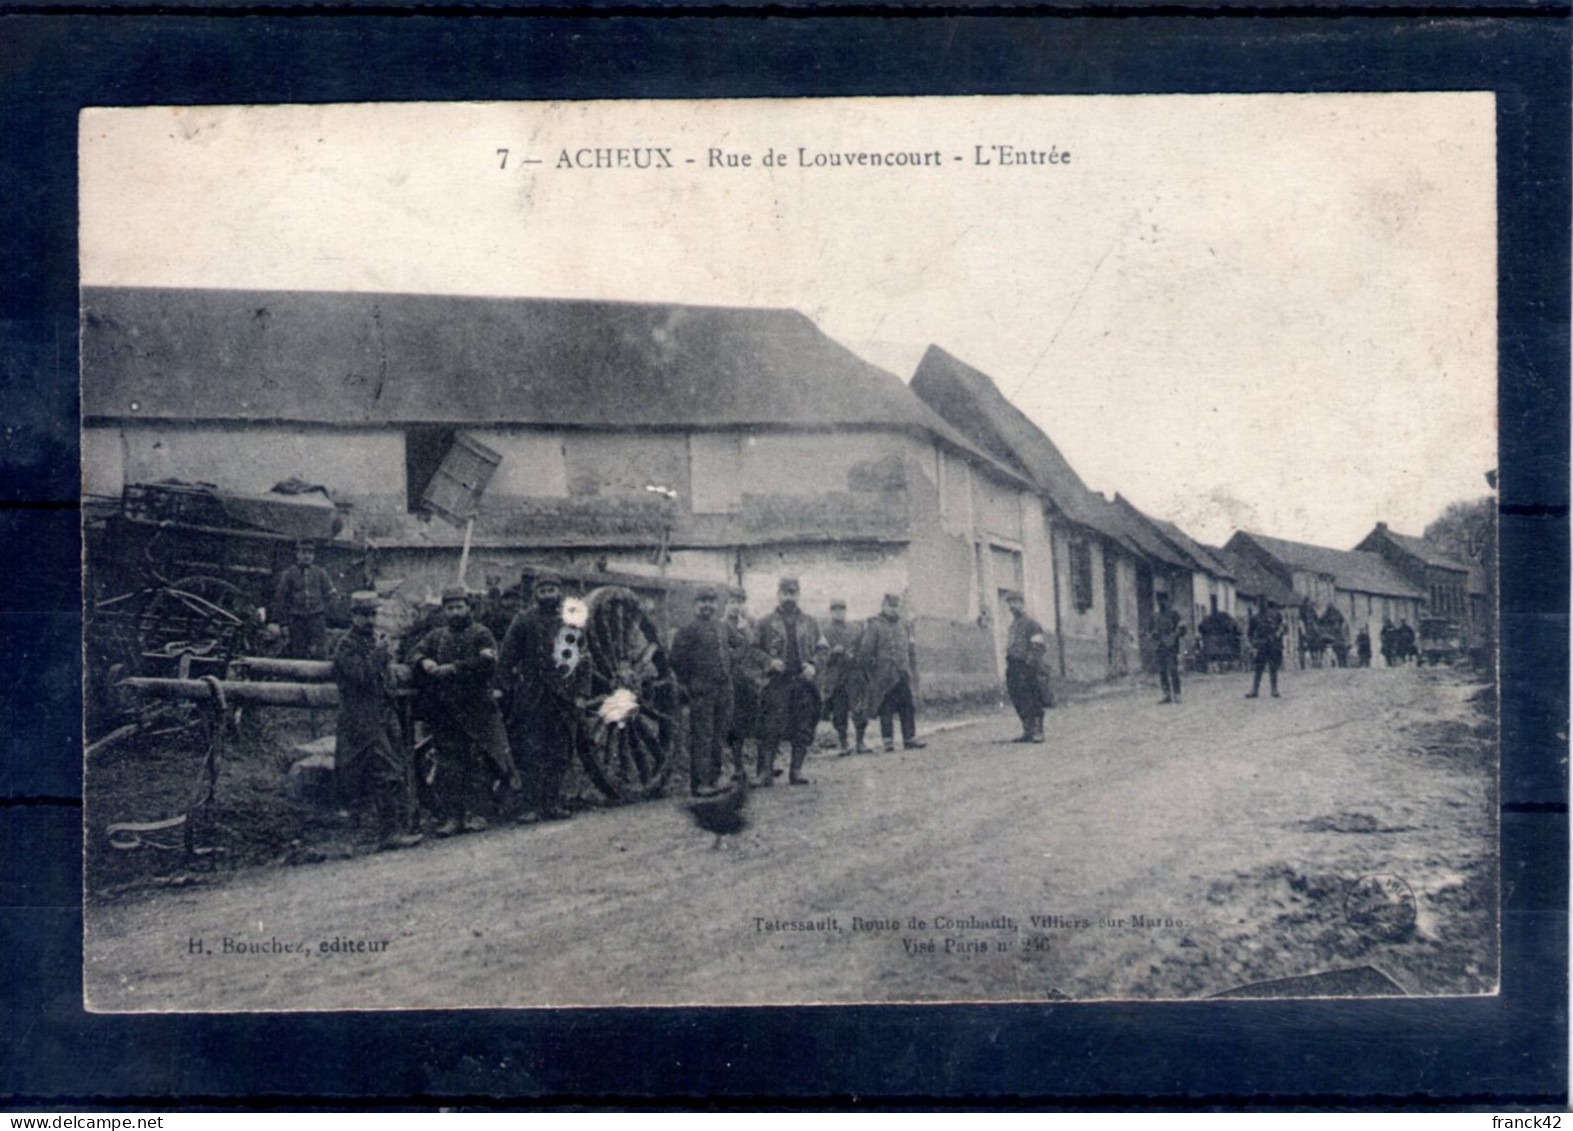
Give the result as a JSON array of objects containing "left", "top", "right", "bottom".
[{"left": 79, "top": 95, "right": 1498, "bottom": 1012}]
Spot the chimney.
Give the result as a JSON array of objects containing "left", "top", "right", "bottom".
[{"left": 1375, "top": 521, "right": 1388, "bottom": 532}]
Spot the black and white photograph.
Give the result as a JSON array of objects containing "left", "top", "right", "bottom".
[{"left": 78, "top": 95, "right": 1500, "bottom": 1012}]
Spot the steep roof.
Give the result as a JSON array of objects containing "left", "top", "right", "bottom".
[
  {"left": 1233, "top": 530, "right": 1424, "bottom": 599},
  {"left": 82, "top": 286, "right": 1019, "bottom": 481},
  {"left": 1108, "top": 495, "right": 1193, "bottom": 571},
  {"left": 1146, "top": 516, "right": 1235, "bottom": 580},
  {"left": 1208, "top": 545, "right": 1297, "bottom": 606},
  {"left": 908, "top": 344, "right": 1128, "bottom": 543},
  {"left": 1365, "top": 525, "right": 1471, "bottom": 574}
]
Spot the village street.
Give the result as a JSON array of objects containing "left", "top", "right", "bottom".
[{"left": 85, "top": 664, "right": 1497, "bottom": 1011}]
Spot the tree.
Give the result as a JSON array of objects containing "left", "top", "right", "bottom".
[
  {"left": 1423, "top": 496, "right": 1494, "bottom": 569},
  {"left": 1423, "top": 488, "right": 1496, "bottom": 674}
]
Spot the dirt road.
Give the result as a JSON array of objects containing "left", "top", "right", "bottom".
[{"left": 85, "top": 664, "right": 1497, "bottom": 1010}]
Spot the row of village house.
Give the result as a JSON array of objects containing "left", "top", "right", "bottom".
[{"left": 80, "top": 286, "right": 1488, "bottom": 701}]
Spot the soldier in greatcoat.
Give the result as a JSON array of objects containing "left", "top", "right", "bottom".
[
  {"left": 1396, "top": 619, "right": 1417, "bottom": 665},
  {"left": 497, "top": 571, "right": 583, "bottom": 822},
  {"left": 1245, "top": 597, "right": 1286, "bottom": 699},
  {"left": 1320, "top": 602, "right": 1349, "bottom": 668},
  {"left": 1149, "top": 591, "right": 1187, "bottom": 705},
  {"left": 1004, "top": 590, "right": 1051, "bottom": 743},
  {"left": 670, "top": 585, "right": 733, "bottom": 796},
  {"left": 858, "top": 593, "right": 926, "bottom": 753},
  {"left": 753, "top": 577, "right": 828, "bottom": 786},
  {"left": 408, "top": 586, "right": 514, "bottom": 836},
  {"left": 819, "top": 598, "right": 869, "bottom": 755},
  {"left": 723, "top": 587, "right": 763, "bottom": 780},
  {"left": 332, "top": 592, "right": 421, "bottom": 849},
  {"left": 482, "top": 584, "right": 523, "bottom": 644}
]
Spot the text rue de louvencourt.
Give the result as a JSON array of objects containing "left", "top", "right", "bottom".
[{"left": 533, "top": 144, "right": 1072, "bottom": 171}]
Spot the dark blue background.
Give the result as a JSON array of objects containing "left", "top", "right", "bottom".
[{"left": 2, "top": 12, "right": 1566, "bottom": 1107}]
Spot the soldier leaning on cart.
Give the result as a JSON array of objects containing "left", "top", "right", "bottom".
[
  {"left": 272, "top": 539, "right": 338, "bottom": 660},
  {"left": 408, "top": 586, "right": 516, "bottom": 836},
  {"left": 331, "top": 591, "right": 422, "bottom": 850}
]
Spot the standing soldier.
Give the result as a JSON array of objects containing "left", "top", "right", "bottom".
[
  {"left": 753, "top": 577, "right": 827, "bottom": 787},
  {"left": 1356, "top": 625, "right": 1373, "bottom": 667},
  {"left": 1321, "top": 602, "right": 1349, "bottom": 668},
  {"left": 1150, "top": 591, "right": 1187, "bottom": 705},
  {"left": 408, "top": 586, "right": 514, "bottom": 836},
  {"left": 858, "top": 593, "right": 927, "bottom": 754},
  {"left": 1396, "top": 619, "right": 1417, "bottom": 665},
  {"left": 819, "top": 598, "right": 868, "bottom": 755},
  {"left": 1245, "top": 596, "right": 1286, "bottom": 699},
  {"left": 1380, "top": 617, "right": 1397, "bottom": 667},
  {"left": 1004, "top": 590, "right": 1050, "bottom": 743},
  {"left": 670, "top": 585, "right": 734, "bottom": 797},
  {"left": 723, "top": 587, "right": 762, "bottom": 780},
  {"left": 332, "top": 592, "right": 421, "bottom": 850},
  {"left": 482, "top": 584, "right": 523, "bottom": 644},
  {"left": 498, "top": 571, "right": 582, "bottom": 822},
  {"left": 273, "top": 540, "right": 337, "bottom": 660}
]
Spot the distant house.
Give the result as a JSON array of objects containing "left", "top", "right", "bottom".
[
  {"left": 1138, "top": 513, "right": 1238, "bottom": 628},
  {"left": 1224, "top": 530, "right": 1425, "bottom": 639},
  {"left": 1354, "top": 521, "right": 1473, "bottom": 625},
  {"left": 1210, "top": 542, "right": 1305, "bottom": 658},
  {"left": 81, "top": 286, "right": 1039, "bottom": 700},
  {"left": 1101, "top": 495, "right": 1198, "bottom": 674},
  {"left": 909, "top": 345, "right": 1145, "bottom": 681}
]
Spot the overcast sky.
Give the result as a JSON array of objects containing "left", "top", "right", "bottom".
[{"left": 81, "top": 95, "right": 1497, "bottom": 548}]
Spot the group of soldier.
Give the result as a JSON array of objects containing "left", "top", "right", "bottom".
[
  {"left": 673, "top": 577, "right": 931, "bottom": 799},
  {"left": 306, "top": 557, "right": 986, "bottom": 850},
  {"left": 279, "top": 532, "right": 1424, "bottom": 851}
]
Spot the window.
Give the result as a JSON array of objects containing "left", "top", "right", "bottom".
[
  {"left": 689, "top": 433, "right": 743, "bottom": 514},
  {"left": 1070, "top": 540, "right": 1094, "bottom": 614},
  {"left": 405, "top": 426, "right": 457, "bottom": 512}
]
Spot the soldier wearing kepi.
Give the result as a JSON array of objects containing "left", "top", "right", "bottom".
[
  {"left": 1004, "top": 590, "right": 1050, "bottom": 743},
  {"left": 273, "top": 540, "right": 338, "bottom": 660},
  {"left": 1245, "top": 596, "right": 1287, "bottom": 699},
  {"left": 753, "top": 577, "right": 828, "bottom": 786},
  {"left": 859, "top": 593, "right": 926, "bottom": 754},
  {"left": 409, "top": 586, "right": 514, "bottom": 836},
  {"left": 671, "top": 585, "right": 734, "bottom": 797},
  {"left": 819, "top": 598, "right": 868, "bottom": 755},
  {"left": 481, "top": 584, "right": 523, "bottom": 645},
  {"left": 332, "top": 592, "right": 421, "bottom": 850},
  {"left": 723, "top": 587, "right": 762, "bottom": 780},
  {"left": 498, "top": 570, "right": 582, "bottom": 822},
  {"left": 1150, "top": 591, "right": 1187, "bottom": 705}
]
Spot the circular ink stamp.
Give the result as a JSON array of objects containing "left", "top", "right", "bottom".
[{"left": 1343, "top": 874, "right": 1417, "bottom": 940}]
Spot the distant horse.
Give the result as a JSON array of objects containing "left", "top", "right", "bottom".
[{"left": 1298, "top": 604, "right": 1327, "bottom": 669}]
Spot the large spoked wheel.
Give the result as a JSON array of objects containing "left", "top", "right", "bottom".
[
  {"left": 575, "top": 586, "right": 678, "bottom": 804},
  {"left": 137, "top": 576, "right": 261, "bottom": 660}
]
